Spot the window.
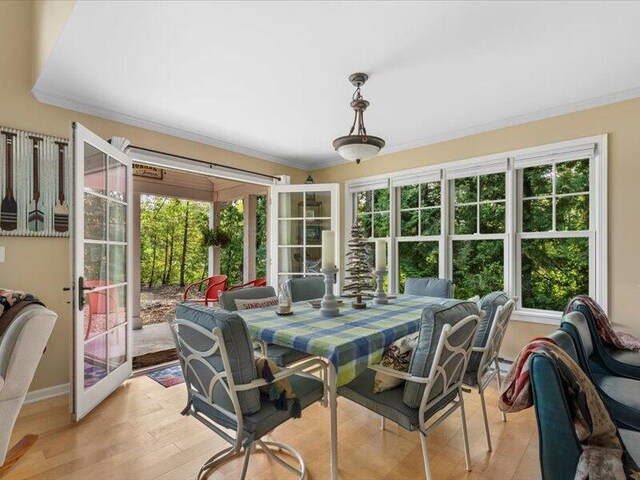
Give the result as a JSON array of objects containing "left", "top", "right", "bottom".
[
  {"left": 518, "top": 159, "right": 591, "bottom": 312},
  {"left": 397, "top": 181, "right": 442, "bottom": 291},
  {"left": 345, "top": 135, "right": 606, "bottom": 323},
  {"left": 356, "top": 188, "right": 390, "bottom": 239},
  {"left": 450, "top": 173, "right": 506, "bottom": 299}
]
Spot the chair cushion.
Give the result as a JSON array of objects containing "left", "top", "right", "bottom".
[
  {"left": 619, "top": 428, "right": 640, "bottom": 474},
  {"left": 175, "top": 302, "right": 261, "bottom": 414},
  {"left": 593, "top": 373, "right": 640, "bottom": 411},
  {"left": 234, "top": 296, "right": 278, "bottom": 310},
  {"left": 607, "top": 347, "right": 640, "bottom": 368},
  {"left": 338, "top": 369, "right": 458, "bottom": 431},
  {"left": 404, "top": 278, "right": 453, "bottom": 298},
  {"left": 263, "top": 344, "right": 310, "bottom": 367},
  {"left": 465, "top": 292, "right": 509, "bottom": 373},
  {"left": 218, "top": 286, "right": 277, "bottom": 312},
  {"left": 403, "top": 301, "right": 479, "bottom": 409},
  {"left": 284, "top": 277, "right": 325, "bottom": 302},
  {"left": 192, "top": 373, "right": 323, "bottom": 439}
]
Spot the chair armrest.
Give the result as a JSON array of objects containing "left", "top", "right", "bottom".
[
  {"left": 0, "top": 374, "right": 4, "bottom": 392},
  {"left": 234, "top": 358, "right": 328, "bottom": 391},
  {"left": 253, "top": 339, "right": 268, "bottom": 356},
  {"left": 368, "top": 364, "right": 433, "bottom": 384},
  {"left": 472, "top": 346, "right": 487, "bottom": 353},
  {"left": 183, "top": 278, "right": 208, "bottom": 300}
]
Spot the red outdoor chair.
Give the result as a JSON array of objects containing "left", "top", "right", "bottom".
[
  {"left": 84, "top": 280, "right": 122, "bottom": 340},
  {"left": 227, "top": 278, "right": 267, "bottom": 291},
  {"left": 183, "top": 275, "right": 228, "bottom": 306}
]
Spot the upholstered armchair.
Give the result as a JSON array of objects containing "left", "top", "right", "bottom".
[
  {"left": 568, "top": 300, "right": 640, "bottom": 380},
  {"left": 0, "top": 304, "right": 57, "bottom": 472},
  {"left": 530, "top": 328, "right": 640, "bottom": 479},
  {"left": 561, "top": 312, "right": 640, "bottom": 432}
]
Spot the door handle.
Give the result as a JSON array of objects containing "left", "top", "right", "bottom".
[{"left": 77, "top": 276, "right": 95, "bottom": 310}]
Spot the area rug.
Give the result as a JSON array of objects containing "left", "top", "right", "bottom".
[
  {"left": 146, "top": 364, "right": 185, "bottom": 388},
  {"left": 133, "top": 348, "right": 179, "bottom": 370}
]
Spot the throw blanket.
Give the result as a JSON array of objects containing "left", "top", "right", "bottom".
[
  {"left": 0, "top": 289, "right": 37, "bottom": 316},
  {"left": 499, "top": 337, "right": 631, "bottom": 480},
  {"left": 565, "top": 295, "right": 640, "bottom": 352}
]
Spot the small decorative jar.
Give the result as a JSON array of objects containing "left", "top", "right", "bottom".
[{"left": 277, "top": 286, "right": 292, "bottom": 314}]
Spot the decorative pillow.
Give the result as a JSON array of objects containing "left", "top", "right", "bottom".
[
  {"left": 0, "top": 289, "right": 37, "bottom": 316},
  {"left": 235, "top": 296, "right": 279, "bottom": 310},
  {"left": 373, "top": 332, "right": 419, "bottom": 393},
  {"left": 255, "top": 356, "right": 301, "bottom": 418}
]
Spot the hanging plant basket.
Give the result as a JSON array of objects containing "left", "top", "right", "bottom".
[{"left": 202, "top": 225, "right": 232, "bottom": 249}]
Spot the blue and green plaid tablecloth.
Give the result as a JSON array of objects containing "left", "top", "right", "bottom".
[{"left": 239, "top": 294, "right": 453, "bottom": 387}]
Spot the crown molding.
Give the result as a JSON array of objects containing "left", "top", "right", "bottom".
[
  {"left": 31, "top": 87, "right": 305, "bottom": 171},
  {"left": 33, "top": 85, "right": 640, "bottom": 174},
  {"left": 307, "top": 86, "right": 640, "bottom": 171}
]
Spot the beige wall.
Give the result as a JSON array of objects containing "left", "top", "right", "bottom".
[
  {"left": 0, "top": 1, "right": 308, "bottom": 392},
  {"left": 313, "top": 98, "right": 640, "bottom": 360}
]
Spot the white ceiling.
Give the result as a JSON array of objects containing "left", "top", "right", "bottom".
[{"left": 35, "top": 1, "right": 640, "bottom": 170}]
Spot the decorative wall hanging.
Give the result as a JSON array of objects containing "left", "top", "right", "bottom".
[{"left": 0, "top": 126, "right": 70, "bottom": 237}]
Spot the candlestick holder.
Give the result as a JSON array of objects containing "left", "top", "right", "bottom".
[
  {"left": 373, "top": 269, "right": 388, "bottom": 305},
  {"left": 320, "top": 266, "right": 340, "bottom": 317}
]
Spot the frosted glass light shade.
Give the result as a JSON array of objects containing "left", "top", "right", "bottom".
[{"left": 333, "top": 135, "right": 385, "bottom": 163}]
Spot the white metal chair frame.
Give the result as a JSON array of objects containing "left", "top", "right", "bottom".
[
  {"left": 464, "top": 299, "right": 516, "bottom": 452},
  {"left": 369, "top": 314, "right": 480, "bottom": 480},
  {"left": 170, "top": 318, "right": 328, "bottom": 480}
]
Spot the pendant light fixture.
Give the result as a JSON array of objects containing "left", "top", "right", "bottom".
[{"left": 332, "top": 73, "right": 385, "bottom": 164}]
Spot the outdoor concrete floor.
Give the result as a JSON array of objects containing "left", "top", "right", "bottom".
[{"left": 132, "top": 322, "right": 175, "bottom": 357}]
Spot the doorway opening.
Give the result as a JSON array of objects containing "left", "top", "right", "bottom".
[{"left": 131, "top": 165, "right": 268, "bottom": 370}]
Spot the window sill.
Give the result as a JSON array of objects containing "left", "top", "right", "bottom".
[{"left": 511, "top": 309, "right": 562, "bottom": 326}]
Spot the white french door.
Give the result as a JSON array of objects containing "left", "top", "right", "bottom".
[
  {"left": 269, "top": 183, "right": 340, "bottom": 290},
  {"left": 71, "top": 123, "right": 133, "bottom": 421}
]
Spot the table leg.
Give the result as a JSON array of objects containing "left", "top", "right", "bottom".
[{"left": 328, "top": 362, "right": 338, "bottom": 480}]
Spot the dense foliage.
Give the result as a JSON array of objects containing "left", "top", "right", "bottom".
[
  {"left": 140, "top": 195, "right": 267, "bottom": 289},
  {"left": 362, "top": 159, "right": 590, "bottom": 311}
]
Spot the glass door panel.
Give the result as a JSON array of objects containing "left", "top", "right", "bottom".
[
  {"left": 270, "top": 183, "right": 340, "bottom": 290},
  {"left": 72, "top": 123, "right": 132, "bottom": 421}
]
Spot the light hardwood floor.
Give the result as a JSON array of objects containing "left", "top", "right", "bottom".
[{"left": 4, "top": 375, "right": 541, "bottom": 480}]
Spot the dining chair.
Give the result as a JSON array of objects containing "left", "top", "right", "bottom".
[
  {"left": 561, "top": 312, "right": 640, "bottom": 432},
  {"left": 530, "top": 329, "right": 640, "bottom": 480},
  {"left": 462, "top": 294, "right": 515, "bottom": 451},
  {"left": 183, "top": 275, "right": 228, "bottom": 306},
  {"left": 283, "top": 277, "right": 325, "bottom": 302},
  {"left": 338, "top": 302, "right": 480, "bottom": 480},
  {"left": 170, "top": 305, "right": 327, "bottom": 480},
  {"left": 217, "top": 286, "right": 310, "bottom": 367},
  {"left": 567, "top": 296, "right": 640, "bottom": 380},
  {"left": 404, "top": 277, "right": 455, "bottom": 299}
]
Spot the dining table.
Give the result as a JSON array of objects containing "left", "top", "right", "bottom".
[{"left": 239, "top": 294, "right": 455, "bottom": 480}]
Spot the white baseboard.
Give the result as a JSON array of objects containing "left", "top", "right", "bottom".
[{"left": 24, "top": 383, "right": 69, "bottom": 405}]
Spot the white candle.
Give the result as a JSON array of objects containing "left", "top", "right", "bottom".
[
  {"left": 322, "top": 230, "right": 335, "bottom": 269},
  {"left": 375, "top": 239, "right": 387, "bottom": 271}
]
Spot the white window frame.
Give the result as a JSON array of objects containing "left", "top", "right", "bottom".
[
  {"left": 446, "top": 167, "right": 509, "bottom": 298},
  {"left": 344, "top": 134, "right": 607, "bottom": 325},
  {"left": 395, "top": 173, "right": 444, "bottom": 293}
]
